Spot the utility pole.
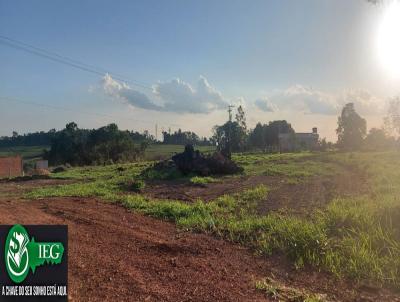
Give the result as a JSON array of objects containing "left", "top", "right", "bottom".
[
  {"left": 227, "top": 105, "right": 235, "bottom": 158},
  {"left": 228, "top": 105, "right": 234, "bottom": 122}
]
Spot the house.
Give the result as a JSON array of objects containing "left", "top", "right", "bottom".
[
  {"left": 279, "top": 128, "right": 319, "bottom": 152},
  {"left": 0, "top": 155, "right": 23, "bottom": 178}
]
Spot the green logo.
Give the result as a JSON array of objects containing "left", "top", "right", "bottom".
[{"left": 5, "top": 224, "right": 65, "bottom": 283}]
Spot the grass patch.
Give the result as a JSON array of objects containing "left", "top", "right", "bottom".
[
  {"left": 25, "top": 151, "right": 400, "bottom": 288},
  {"left": 255, "top": 277, "right": 326, "bottom": 301},
  {"left": 190, "top": 176, "right": 218, "bottom": 185}
]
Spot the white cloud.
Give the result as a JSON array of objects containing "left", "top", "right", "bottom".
[
  {"left": 154, "top": 76, "right": 227, "bottom": 113},
  {"left": 254, "top": 98, "right": 277, "bottom": 112},
  {"left": 257, "top": 85, "right": 385, "bottom": 116},
  {"left": 100, "top": 74, "right": 227, "bottom": 114},
  {"left": 101, "top": 74, "right": 162, "bottom": 111},
  {"left": 339, "top": 89, "right": 386, "bottom": 115}
]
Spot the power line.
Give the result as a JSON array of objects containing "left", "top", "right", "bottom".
[
  {"left": 0, "top": 35, "right": 153, "bottom": 90},
  {"left": 0, "top": 35, "right": 183, "bottom": 130},
  {"left": 0, "top": 96, "right": 181, "bottom": 128},
  {"left": 0, "top": 35, "right": 128, "bottom": 79}
]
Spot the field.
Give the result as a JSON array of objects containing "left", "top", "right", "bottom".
[
  {"left": 0, "top": 144, "right": 214, "bottom": 161},
  {"left": 1, "top": 151, "right": 400, "bottom": 301},
  {"left": 0, "top": 145, "right": 49, "bottom": 159}
]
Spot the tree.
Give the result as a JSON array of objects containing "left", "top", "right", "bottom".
[
  {"left": 235, "top": 105, "right": 247, "bottom": 131},
  {"left": 336, "top": 103, "right": 367, "bottom": 150},
  {"left": 384, "top": 97, "right": 400, "bottom": 138},
  {"left": 364, "top": 128, "right": 394, "bottom": 151},
  {"left": 248, "top": 123, "right": 265, "bottom": 149},
  {"left": 46, "top": 123, "right": 147, "bottom": 165},
  {"left": 162, "top": 129, "right": 210, "bottom": 145},
  {"left": 212, "top": 121, "right": 246, "bottom": 156},
  {"left": 248, "top": 120, "right": 294, "bottom": 151}
]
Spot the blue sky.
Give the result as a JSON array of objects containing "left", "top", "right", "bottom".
[{"left": 0, "top": 0, "right": 398, "bottom": 140}]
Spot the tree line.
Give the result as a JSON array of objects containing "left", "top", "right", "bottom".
[
  {"left": 211, "top": 102, "right": 400, "bottom": 154},
  {"left": 162, "top": 129, "right": 212, "bottom": 146},
  {"left": 336, "top": 100, "right": 400, "bottom": 151},
  {"left": 0, "top": 126, "right": 154, "bottom": 148},
  {"left": 2, "top": 99, "right": 400, "bottom": 166},
  {"left": 44, "top": 122, "right": 148, "bottom": 165}
]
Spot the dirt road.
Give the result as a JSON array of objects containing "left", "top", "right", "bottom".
[{"left": 0, "top": 180, "right": 398, "bottom": 301}]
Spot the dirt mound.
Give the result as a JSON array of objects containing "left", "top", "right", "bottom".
[{"left": 171, "top": 144, "right": 243, "bottom": 176}]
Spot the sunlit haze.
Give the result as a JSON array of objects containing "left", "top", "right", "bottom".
[{"left": 1, "top": 0, "right": 400, "bottom": 140}]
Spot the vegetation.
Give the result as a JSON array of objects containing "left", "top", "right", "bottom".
[
  {"left": 336, "top": 103, "right": 367, "bottom": 150},
  {"left": 0, "top": 125, "right": 153, "bottom": 148},
  {"left": 255, "top": 277, "right": 325, "bottom": 301},
  {"left": 45, "top": 122, "right": 147, "bottom": 165},
  {"left": 0, "top": 145, "right": 49, "bottom": 159},
  {"left": 190, "top": 176, "right": 218, "bottom": 185},
  {"left": 25, "top": 151, "right": 400, "bottom": 288},
  {"left": 248, "top": 120, "right": 294, "bottom": 150},
  {"left": 162, "top": 128, "right": 212, "bottom": 146}
]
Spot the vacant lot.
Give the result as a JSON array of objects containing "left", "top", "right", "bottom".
[{"left": 2, "top": 151, "right": 400, "bottom": 301}]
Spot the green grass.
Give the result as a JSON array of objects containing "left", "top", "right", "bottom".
[
  {"left": 25, "top": 151, "right": 400, "bottom": 288},
  {"left": 190, "top": 176, "right": 218, "bottom": 185},
  {"left": 0, "top": 145, "right": 49, "bottom": 159},
  {"left": 255, "top": 277, "right": 326, "bottom": 301},
  {"left": 233, "top": 152, "right": 341, "bottom": 181},
  {"left": 0, "top": 143, "right": 215, "bottom": 162}
]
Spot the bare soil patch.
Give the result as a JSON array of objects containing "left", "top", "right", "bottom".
[
  {"left": 0, "top": 178, "right": 397, "bottom": 301},
  {"left": 143, "top": 166, "right": 370, "bottom": 216}
]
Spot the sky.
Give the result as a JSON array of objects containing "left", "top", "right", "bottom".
[{"left": 1, "top": 0, "right": 400, "bottom": 141}]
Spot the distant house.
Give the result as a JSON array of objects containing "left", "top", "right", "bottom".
[
  {"left": 279, "top": 128, "right": 319, "bottom": 152},
  {"left": 0, "top": 155, "right": 23, "bottom": 178}
]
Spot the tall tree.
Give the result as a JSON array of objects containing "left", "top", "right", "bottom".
[
  {"left": 235, "top": 105, "right": 247, "bottom": 132},
  {"left": 384, "top": 97, "right": 400, "bottom": 138},
  {"left": 336, "top": 103, "right": 367, "bottom": 150},
  {"left": 364, "top": 128, "right": 393, "bottom": 150}
]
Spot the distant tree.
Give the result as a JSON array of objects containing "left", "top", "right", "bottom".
[
  {"left": 0, "top": 129, "right": 57, "bottom": 147},
  {"left": 249, "top": 123, "right": 265, "bottom": 149},
  {"left": 248, "top": 120, "right": 294, "bottom": 151},
  {"left": 384, "top": 97, "right": 400, "bottom": 138},
  {"left": 265, "top": 120, "right": 294, "bottom": 146},
  {"left": 212, "top": 121, "right": 246, "bottom": 156},
  {"left": 162, "top": 129, "right": 210, "bottom": 145},
  {"left": 235, "top": 105, "right": 247, "bottom": 132},
  {"left": 336, "top": 103, "right": 367, "bottom": 150},
  {"left": 46, "top": 122, "right": 146, "bottom": 165},
  {"left": 364, "top": 128, "right": 395, "bottom": 151}
]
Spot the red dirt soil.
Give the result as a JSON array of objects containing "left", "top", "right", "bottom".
[
  {"left": 144, "top": 171, "right": 369, "bottom": 216},
  {"left": 0, "top": 180, "right": 399, "bottom": 301}
]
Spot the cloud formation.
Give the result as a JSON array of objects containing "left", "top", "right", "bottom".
[
  {"left": 101, "top": 74, "right": 227, "bottom": 114},
  {"left": 254, "top": 98, "right": 277, "bottom": 112},
  {"left": 255, "top": 85, "right": 384, "bottom": 116},
  {"left": 101, "top": 74, "right": 162, "bottom": 111}
]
